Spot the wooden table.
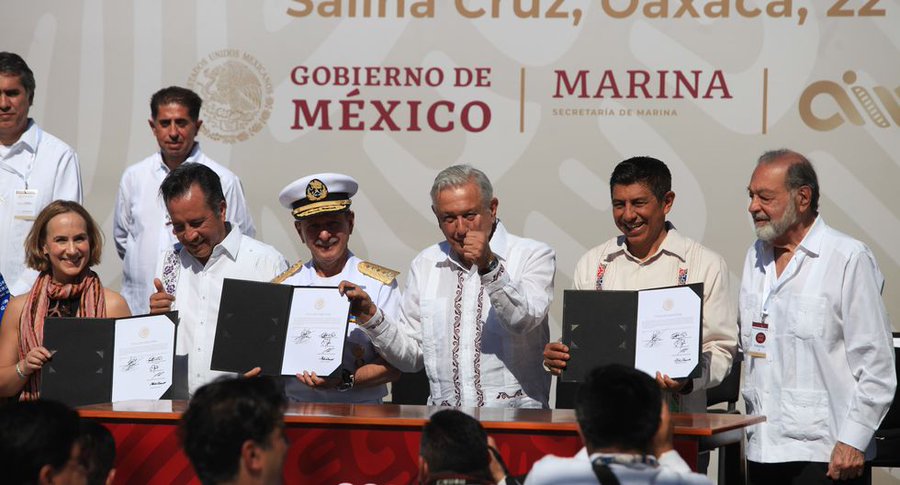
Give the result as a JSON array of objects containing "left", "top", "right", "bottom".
[{"left": 80, "top": 401, "right": 764, "bottom": 484}]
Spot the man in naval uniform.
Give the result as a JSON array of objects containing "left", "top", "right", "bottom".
[{"left": 275, "top": 173, "right": 402, "bottom": 403}]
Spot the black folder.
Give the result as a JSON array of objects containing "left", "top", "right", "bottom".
[
  {"left": 210, "top": 278, "right": 348, "bottom": 377},
  {"left": 41, "top": 312, "right": 178, "bottom": 407},
  {"left": 561, "top": 283, "right": 703, "bottom": 383}
]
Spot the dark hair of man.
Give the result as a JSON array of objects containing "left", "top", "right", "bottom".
[
  {"left": 159, "top": 162, "right": 226, "bottom": 212},
  {"left": 420, "top": 409, "right": 493, "bottom": 482},
  {"left": 0, "top": 399, "right": 81, "bottom": 485},
  {"left": 609, "top": 156, "right": 672, "bottom": 202},
  {"left": 150, "top": 86, "right": 202, "bottom": 121},
  {"left": 78, "top": 421, "right": 116, "bottom": 485},
  {"left": 757, "top": 149, "right": 820, "bottom": 215},
  {"left": 180, "top": 376, "right": 287, "bottom": 485},
  {"left": 0, "top": 51, "right": 36, "bottom": 104},
  {"left": 575, "top": 364, "right": 661, "bottom": 454}
]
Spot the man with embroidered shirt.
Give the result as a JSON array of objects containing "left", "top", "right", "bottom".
[
  {"left": 276, "top": 172, "right": 401, "bottom": 403},
  {"left": 148, "top": 163, "right": 286, "bottom": 396},
  {"left": 340, "top": 164, "right": 555, "bottom": 408},
  {"left": 542, "top": 156, "right": 737, "bottom": 413},
  {"left": 114, "top": 86, "right": 255, "bottom": 314},
  {"left": 740, "top": 149, "right": 895, "bottom": 484},
  {"left": 0, "top": 52, "right": 82, "bottom": 296}
]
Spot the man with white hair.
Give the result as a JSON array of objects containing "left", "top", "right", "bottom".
[
  {"left": 340, "top": 164, "right": 556, "bottom": 408},
  {"left": 276, "top": 173, "right": 401, "bottom": 403},
  {"left": 741, "top": 149, "right": 895, "bottom": 484}
]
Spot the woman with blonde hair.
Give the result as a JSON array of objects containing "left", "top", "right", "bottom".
[{"left": 0, "top": 200, "right": 130, "bottom": 400}]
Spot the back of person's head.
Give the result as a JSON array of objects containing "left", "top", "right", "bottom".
[
  {"left": 419, "top": 410, "right": 493, "bottom": 484},
  {"left": 150, "top": 86, "right": 203, "bottom": 121},
  {"left": 609, "top": 156, "right": 672, "bottom": 202},
  {"left": 180, "top": 376, "right": 287, "bottom": 485},
  {"left": 0, "top": 399, "right": 83, "bottom": 485},
  {"left": 575, "top": 364, "right": 662, "bottom": 454},
  {"left": 159, "top": 162, "right": 226, "bottom": 210},
  {"left": 77, "top": 421, "right": 116, "bottom": 485}
]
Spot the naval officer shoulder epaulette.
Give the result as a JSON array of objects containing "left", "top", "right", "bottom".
[
  {"left": 271, "top": 260, "right": 304, "bottom": 284},
  {"left": 358, "top": 261, "right": 400, "bottom": 285}
]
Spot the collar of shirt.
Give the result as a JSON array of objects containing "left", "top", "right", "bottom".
[
  {"left": 757, "top": 215, "right": 824, "bottom": 270},
  {"left": 610, "top": 221, "right": 687, "bottom": 265},
  {"left": 155, "top": 142, "right": 202, "bottom": 172},
  {"left": 0, "top": 119, "right": 38, "bottom": 161},
  {"left": 441, "top": 220, "right": 510, "bottom": 271}
]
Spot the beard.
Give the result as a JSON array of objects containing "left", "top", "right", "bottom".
[{"left": 754, "top": 198, "right": 799, "bottom": 242}]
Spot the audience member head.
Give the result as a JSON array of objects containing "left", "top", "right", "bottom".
[
  {"left": 24, "top": 200, "right": 103, "bottom": 279},
  {"left": 0, "top": 399, "right": 87, "bottom": 485},
  {"left": 159, "top": 162, "right": 228, "bottom": 264},
  {"left": 77, "top": 421, "right": 116, "bottom": 485},
  {"left": 419, "top": 409, "right": 494, "bottom": 485},
  {"left": 575, "top": 364, "right": 663, "bottom": 455},
  {"left": 180, "top": 376, "right": 288, "bottom": 485}
]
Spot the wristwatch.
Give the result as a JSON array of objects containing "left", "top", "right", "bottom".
[
  {"left": 478, "top": 255, "right": 499, "bottom": 275},
  {"left": 337, "top": 368, "right": 355, "bottom": 392}
]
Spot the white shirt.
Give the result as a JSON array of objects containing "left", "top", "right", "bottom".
[
  {"left": 159, "top": 226, "right": 287, "bottom": 395},
  {"left": 362, "top": 221, "right": 555, "bottom": 408},
  {"left": 572, "top": 224, "right": 738, "bottom": 412},
  {"left": 281, "top": 253, "right": 400, "bottom": 403},
  {"left": 739, "top": 217, "right": 896, "bottom": 463},
  {"left": 0, "top": 120, "right": 82, "bottom": 295},
  {"left": 524, "top": 448, "right": 711, "bottom": 485},
  {"left": 114, "top": 143, "right": 256, "bottom": 314}
]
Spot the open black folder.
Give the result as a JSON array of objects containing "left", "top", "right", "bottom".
[
  {"left": 210, "top": 278, "right": 350, "bottom": 377},
  {"left": 41, "top": 312, "right": 178, "bottom": 407},
  {"left": 561, "top": 283, "right": 703, "bottom": 383}
]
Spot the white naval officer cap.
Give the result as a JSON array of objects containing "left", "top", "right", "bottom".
[{"left": 278, "top": 173, "right": 359, "bottom": 220}]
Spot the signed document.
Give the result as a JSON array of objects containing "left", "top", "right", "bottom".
[
  {"left": 561, "top": 283, "right": 702, "bottom": 383},
  {"left": 111, "top": 315, "right": 176, "bottom": 402},
  {"left": 280, "top": 287, "right": 351, "bottom": 376},
  {"left": 634, "top": 286, "right": 701, "bottom": 378},
  {"left": 41, "top": 312, "right": 178, "bottom": 407},
  {"left": 211, "top": 279, "right": 350, "bottom": 377}
]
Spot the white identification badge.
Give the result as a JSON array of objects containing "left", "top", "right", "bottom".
[
  {"left": 748, "top": 321, "right": 769, "bottom": 358},
  {"left": 14, "top": 189, "right": 38, "bottom": 220}
]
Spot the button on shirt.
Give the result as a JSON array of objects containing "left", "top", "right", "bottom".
[
  {"left": 281, "top": 253, "right": 400, "bottom": 404},
  {"left": 362, "top": 222, "right": 555, "bottom": 408},
  {"left": 572, "top": 223, "right": 738, "bottom": 412},
  {"left": 159, "top": 227, "right": 287, "bottom": 395},
  {"left": 739, "top": 217, "right": 896, "bottom": 463},
  {"left": 114, "top": 143, "right": 256, "bottom": 314},
  {"left": 0, "top": 120, "right": 82, "bottom": 295}
]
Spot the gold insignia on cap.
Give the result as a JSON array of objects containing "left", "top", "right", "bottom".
[
  {"left": 358, "top": 261, "right": 399, "bottom": 285},
  {"left": 270, "top": 260, "right": 304, "bottom": 284},
  {"left": 306, "top": 179, "right": 328, "bottom": 202}
]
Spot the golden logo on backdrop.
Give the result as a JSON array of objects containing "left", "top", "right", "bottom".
[
  {"left": 799, "top": 71, "right": 900, "bottom": 131},
  {"left": 187, "top": 49, "right": 273, "bottom": 143}
]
